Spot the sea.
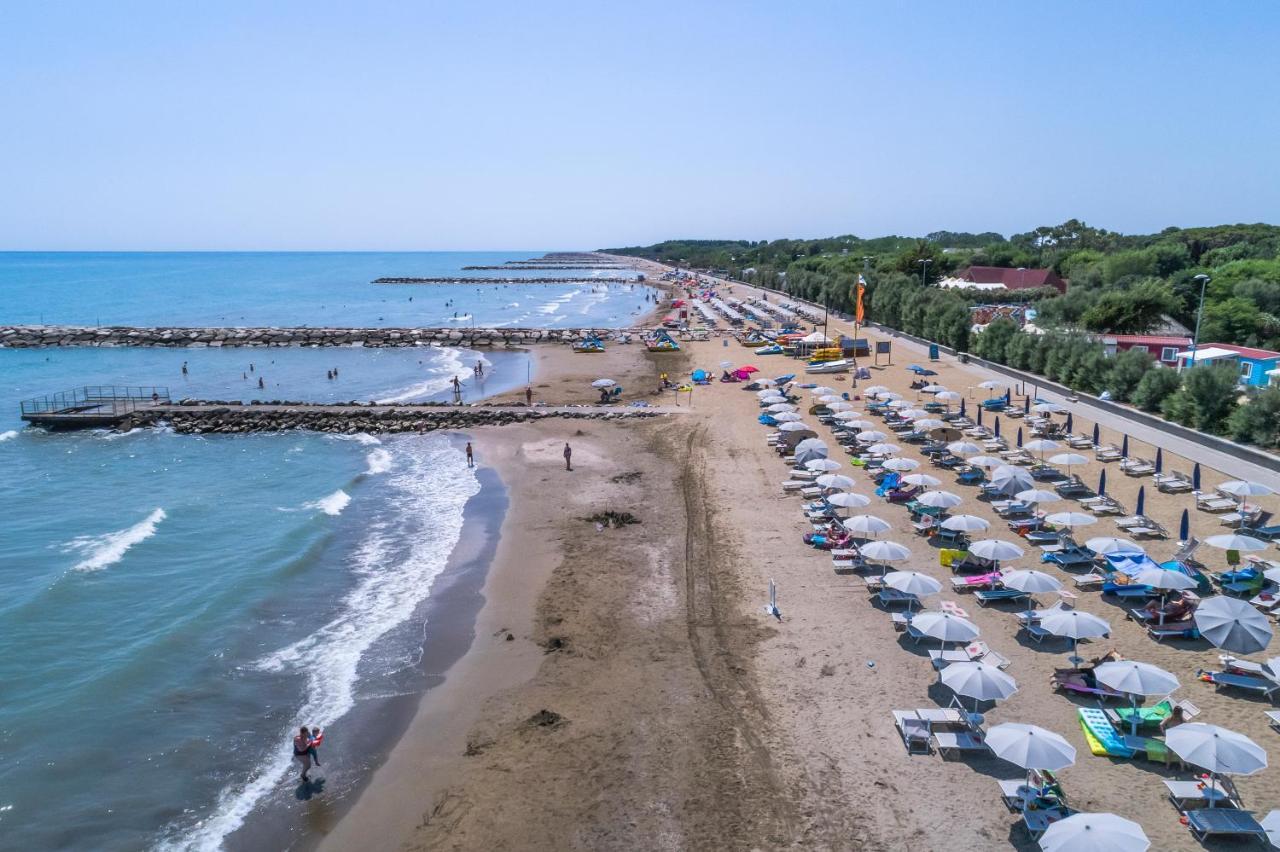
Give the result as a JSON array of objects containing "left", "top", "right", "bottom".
[{"left": 0, "top": 252, "right": 655, "bottom": 851}]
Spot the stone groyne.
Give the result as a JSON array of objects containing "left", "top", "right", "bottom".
[
  {"left": 125, "top": 403, "right": 661, "bottom": 435},
  {"left": 460, "top": 265, "right": 631, "bottom": 271},
  {"left": 373, "top": 276, "right": 635, "bottom": 284},
  {"left": 0, "top": 325, "right": 643, "bottom": 349}
]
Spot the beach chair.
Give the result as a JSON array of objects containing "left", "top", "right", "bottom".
[
  {"left": 1147, "top": 623, "right": 1200, "bottom": 641},
  {"left": 928, "top": 649, "right": 969, "bottom": 669},
  {"left": 876, "top": 588, "right": 919, "bottom": 608},
  {"left": 1186, "top": 808, "right": 1267, "bottom": 843},
  {"left": 1094, "top": 444, "right": 1122, "bottom": 462},
  {"left": 1054, "top": 476, "right": 1093, "bottom": 498},
  {"left": 1242, "top": 522, "right": 1280, "bottom": 541},
  {"left": 1155, "top": 471, "right": 1194, "bottom": 493},
  {"left": 1087, "top": 496, "right": 1125, "bottom": 515},
  {"left": 1041, "top": 549, "right": 1095, "bottom": 570},
  {"left": 1197, "top": 493, "right": 1238, "bottom": 513},
  {"left": 998, "top": 769, "right": 1065, "bottom": 812},
  {"left": 1072, "top": 571, "right": 1107, "bottom": 590},
  {"left": 1109, "top": 699, "right": 1200, "bottom": 732},
  {"left": 964, "top": 641, "right": 1011, "bottom": 669},
  {"left": 1266, "top": 710, "right": 1280, "bottom": 732},
  {"left": 1198, "top": 669, "right": 1280, "bottom": 700},
  {"left": 1127, "top": 597, "right": 1195, "bottom": 624},
  {"left": 1120, "top": 457, "right": 1155, "bottom": 477},
  {"left": 974, "top": 588, "right": 1029, "bottom": 607},
  {"left": 949, "top": 571, "right": 1002, "bottom": 592},
  {"left": 932, "top": 729, "right": 988, "bottom": 756},
  {"left": 891, "top": 710, "right": 931, "bottom": 754},
  {"left": 1066, "top": 434, "right": 1094, "bottom": 450}
]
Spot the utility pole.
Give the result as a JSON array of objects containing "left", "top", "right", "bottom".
[
  {"left": 918, "top": 258, "right": 931, "bottom": 287},
  {"left": 1190, "top": 273, "right": 1211, "bottom": 368}
]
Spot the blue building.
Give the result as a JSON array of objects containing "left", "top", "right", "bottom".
[{"left": 1174, "top": 343, "right": 1280, "bottom": 387}]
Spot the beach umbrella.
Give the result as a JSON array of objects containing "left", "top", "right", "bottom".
[
  {"left": 979, "top": 380, "right": 1004, "bottom": 393},
  {"left": 856, "top": 430, "right": 888, "bottom": 443},
  {"left": 818, "top": 394, "right": 843, "bottom": 404},
  {"left": 832, "top": 410, "right": 862, "bottom": 421},
  {"left": 1219, "top": 480, "right": 1275, "bottom": 501},
  {"left": 1192, "top": 463, "right": 1201, "bottom": 490},
  {"left": 913, "top": 418, "right": 946, "bottom": 430},
  {"left": 941, "top": 662, "right": 1017, "bottom": 708},
  {"left": 767, "top": 402, "right": 797, "bottom": 413},
  {"left": 779, "top": 421, "right": 810, "bottom": 432},
  {"left": 934, "top": 389, "right": 961, "bottom": 402},
  {"left": 815, "top": 474, "right": 856, "bottom": 491},
  {"left": 867, "top": 442, "right": 902, "bottom": 455},
  {"left": 753, "top": 377, "right": 777, "bottom": 387},
  {"left": 794, "top": 437, "right": 828, "bottom": 458},
  {"left": 1002, "top": 569, "right": 1064, "bottom": 617},
  {"left": 902, "top": 475, "right": 943, "bottom": 491},
  {"left": 880, "top": 392, "right": 905, "bottom": 403},
  {"left": 1204, "top": 533, "right": 1269, "bottom": 552},
  {"left": 811, "top": 385, "right": 839, "bottom": 396},
  {"left": 860, "top": 540, "right": 911, "bottom": 565},
  {"left": 1065, "top": 412, "right": 1074, "bottom": 433},
  {"left": 591, "top": 378, "right": 616, "bottom": 388},
  {"left": 1021, "top": 395, "right": 1030, "bottom": 413},
  {"left": 1016, "top": 488, "right": 1062, "bottom": 505},
  {"left": 804, "top": 458, "right": 842, "bottom": 473},
  {"left": 757, "top": 389, "right": 783, "bottom": 399},
  {"left": 1039, "top": 609, "right": 1111, "bottom": 660},
  {"left": 1016, "top": 427, "right": 1023, "bottom": 448},
  {"left": 1154, "top": 447, "right": 1162, "bottom": 473},
  {"left": 1045, "top": 511, "right": 1096, "bottom": 529},
  {"left": 1121, "top": 435, "right": 1129, "bottom": 457},
  {"left": 739, "top": 365, "right": 759, "bottom": 374},
  {"left": 883, "top": 570, "right": 942, "bottom": 610},
  {"left": 1195, "top": 596, "right": 1273, "bottom": 654},
  {"left": 1086, "top": 537, "right": 1144, "bottom": 557},
  {"left": 1095, "top": 661, "right": 1181, "bottom": 735},
  {"left": 719, "top": 360, "right": 736, "bottom": 370},
  {"left": 985, "top": 723, "right": 1076, "bottom": 773},
  {"left": 1167, "top": 723, "right": 1268, "bottom": 808},
  {"left": 966, "top": 455, "right": 1003, "bottom": 469},
  {"left": 941, "top": 514, "right": 990, "bottom": 533},
  {"left": 977, "top": 408, "right": 984, "bottom": 426},
  {"left": 968, "top": 539, "right": 1024, "bottom": 562},
  {"left": 897, "top": 408, "right": 929, "bottom": 420},
  {"left": 1039, "top": 813, "right": 1149, "bottom": 852},
  {"left": 880, "top": 458, "right": 919, "bottom": 472},
  {"left": 988, "top": 465, "right": 1034, "bottom": 496},
  {"left": 910, "top": 611, "right": 980, "bottom": 648},
  {"left": 826, "top": 492, "right": 872, "bottom": 509},
  {"left": 1033, "top": 402, "right": 1064, "bottom": 414},
  {"left": 759, "top": 395, "right": 786, "bottom": 406},
  {"left": 1179, "top": 508, "right": 1190, "bottom": 542},
  {"left": 1049, "top": 453, "right": 1088, "bottom": 474},
  {"left": 774, "top": 411, "right": 804, "bottom": 423},
  {"left": 947, "top": 440, "right": 983, "bottom": 456},
  {"left": 844, "top": 514, "right": 893, "bottom": 536},
  {"left": 1135, "top": 486, "right": 1145, "bottom": 517},
  {"left": 886, "top": 399, "right": 912, "bottom": 410},
  {"left": 915, "top": 489, "right": 961, "bottom": 508},
  {"left": 922, "top": 384, "right": 947, "bottom": 393},
  {"left": 1262, "top": 811, "right": 1280, "bottom": 848},
  {"left": 1004, "top": 389, "right": 1012, "bottom": 405},
  {"left": 1132, "top": 566, "right": 1197, "bottom": 593},
  {"left": 843, "top": 419, "right": 875, "bottom": 430},
  {"left": 1092, "top": 424, "right": 1100, "bottom": 445},
  {"left": 1098, "top": 468, "right": 1107, "bottom": 496},
  {"left": 863, "top": 385, "right": 888, "bottom": 396},
  {"left": 1023, "top": 438, "right": 1059, "bottom": 459},
  {"left": 994, "top": 417, "right": 1001, "bottom": 438},
  {"left": 827, "top": 401, "right": 855, "bottom": 412},
  {"left": 959, "top": 398, "right": 967, "bottom": 417}
]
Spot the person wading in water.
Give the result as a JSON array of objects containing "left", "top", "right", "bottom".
[{"left": 293, "top": 726, "right": 323, "bottom": 783}]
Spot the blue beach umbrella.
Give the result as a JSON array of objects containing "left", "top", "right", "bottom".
[
  {"left": 1005, "top": 389, "right": 1012, "bottom": 404},
  {"left": 994, "top": 417, "right": 1002, "bottom": 438},
  {"left": 1066, "top": 413, "right": 1074, "bottom": 433},
  {"left": 959, "top": 398, "right": 967, "bottom": 417},
  {"left": 1121, "top": 435, "right": 1129, "bottom": 457},
  {"left": 1098, "top": 469, "right": 1107, "bottom": 496},
  {"left": 1024, "top": 396, "right": 1031, "bottom": 414},
  {"left": 1192, "top": 463, "right": 1201, "bottom": 490},
  {"left": 1179, "top": 509, "right": 1190, "bottom": 542},
  {"left": 1092, "top": 423, "right": 1100, "bottom": 445},
  {"left": 1154, "top": 448, "right": 1163, "bottom": 474},
  {"left": 1017, "top": 427, "right": 1024, "bottom": 448},
  {"left": 1136, "top": 486, "right": 1146, "bottom": 517},
  {"left": 977, "top": 408, "right": 984, "bottom": 426}
]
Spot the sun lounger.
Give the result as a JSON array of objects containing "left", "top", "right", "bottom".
[
  {"left": 1147, "top": 623, "right": 1200, "bottom": 641},
  {"left": 1154, "top": 472, "right": 1194, "bottom": 493},
  {"left": 1163, "top": 778, "right": 1240, "bottom": 810},
  {"left": 1186, "top": 807, "right": 1267, "bottom": 843},
  {"left": 1266, "top": 710, "right": 1280, "bottom": 732},
  {"left": 1198, "top": 669, "right": 1280, "bottom": 700},
  {"left": 997, "top": 770, "right": 1066, "bottom": 812},
  {"left": 1054, "top": 476, "right": 1094, "bottom": 498},
  {"left": 928, "top": 649, "right": 970, "bottom": 669},
  {"left": 1120, "top": 457, "right": 1155, "bottom": 477},
  {"left": 1197, "top": 494, "right": 1238, "bottom": 513},
  {"left": 1077, "top": 707, "right": 1134, "bottom": 757},
  {"left": 1108, "top": 698, "right": 1200, "bottom": 731},
  {"left": 877, "top": 588, "right": 919, "bottom": 608},
  {"left": 1042, "top": 549, "right": 1096, "bottom": 569},
  {"left": 1243, "top": 523, "right": 1280, "bottom": 541},
  {"left": 1128, "top": 521, "right": 1168, "bottom": 539},
  {"left": 1073, "top": 571, "right": 1107, "bottom": 589},
  {"left": 1095, "top": 445, "right": 1121, "bottom": 462},
  {"left": 1022, "top": 806, "right": 1077, "bottom": 839},
  {"left": 975, "top": 588, "right": 1030, "bottom": 606},
  {"left": 950, "top": 571, "right": 1002, "bottom": 592},
  {"left": 892, "top": 710, "right": 932, "bottom": 754},
  {"left": 932, "top": 730, "right": 988, "bottom": 755},
  {"left": 1053, "top": 669, "right": 1125, "bottom": 701},
  {"left": 1020, "top": 622, "right": 1054, "bottom": 643},
  {"left": 1067, "top": 434, "right": 1094, "bottom": 450},
  {"left": 1121, "top": 734, "right": 1179, "bottom": 766}
]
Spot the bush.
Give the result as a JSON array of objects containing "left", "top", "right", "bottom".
[
  {"left": 1159, "top": 364, "right": 1239, "bottom": 434},
  {"left": 1107, "top": 348, "right": 1155, "bottom": 402},
  {"left": 1131, "top": 368, "right": 1182, "bottom": 412},
  {"left": 1229, "top": 386, "right": 1280, "bottom": 448}
]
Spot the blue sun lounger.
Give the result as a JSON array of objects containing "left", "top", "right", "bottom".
[
  {"left": 1042, "top": 550, "right": 1095, "bottom": 569},
  {"left": 1186, "top": 808, "right": 1267, "bottom": 843},
  {"left": 975, "top": 588, "right": 1030, "bottom": 606}
]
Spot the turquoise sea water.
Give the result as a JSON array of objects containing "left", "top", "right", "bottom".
[{"left": 0, "top": 252, "right": 635, "bottom": 850}]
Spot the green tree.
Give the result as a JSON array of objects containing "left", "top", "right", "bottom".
[
  {"left": 1160, "top": 365, "right": 1239, "bottom": 434},
  {"left": 1131, "top": 368, "right": 1182, "bottom": 412},
  {"left": 975, "top": 319, "right": 1018, "bottom": 361},
  {"left": 1106, "top": 348, "right": 1154, "bottom": 402},
  {"left": 1198, "top": 297, "right": 1264, "bottom": 345},
  {"left": 1228, "top": 387, "right": 1280, "bottom": 448},
  {"left": 1080, "top": 279, "right": 1180, "bottom": 334}
]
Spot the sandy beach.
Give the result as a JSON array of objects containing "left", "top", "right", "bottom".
[{"left": 320, "top": 274, "right": 1280, "bottom": 851}]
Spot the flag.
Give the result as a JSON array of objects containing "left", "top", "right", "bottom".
[{"left": 855, "top": 275, "right": 866, "bottom": 325}]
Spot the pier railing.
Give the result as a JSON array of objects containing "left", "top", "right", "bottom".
[{"left": 20, "top": 386, "right": 170, "bottom": 417}]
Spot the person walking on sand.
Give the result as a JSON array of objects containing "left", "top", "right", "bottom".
[
  {"left": 563, "top": 442, "right": 572, "bottom": 471},
  {"left": 465, "top": 441, "right": 474, "bottom": 468}
]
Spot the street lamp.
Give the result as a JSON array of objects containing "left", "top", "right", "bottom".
[
  {"left": 1191, "top": 273, "right": 1211, "bottom": 367},
  {"left": 918, "top": 258, "right": 932, "bottom": 286}
]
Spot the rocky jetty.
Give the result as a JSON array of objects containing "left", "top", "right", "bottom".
[
  {"left": 121, "top": 403, "right": 661, "bottom": 435},
  {"left": 0, "top": 325, "right": 645, "bottom": 348},
  {"left": 373, "top": 276, "right": 634, "bottom": 284}
]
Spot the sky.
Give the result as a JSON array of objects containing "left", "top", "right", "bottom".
[{"left": 1, "top": 1, "right": 1278, "bottom": 250}]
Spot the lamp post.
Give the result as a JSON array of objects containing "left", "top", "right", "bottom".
[
  {"left": 1191, "top": 273, "right": 1211, "bottom": 367},
  {"left": 918, "top": 258, "right": 932, "bottom": 287}
]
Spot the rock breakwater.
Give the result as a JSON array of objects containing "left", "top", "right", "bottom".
[{"left": 372, "top": 276, "right": 634, "bottom": 284}]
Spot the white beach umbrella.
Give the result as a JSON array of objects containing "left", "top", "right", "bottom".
[
  {"left": 897, "top": 408, "right": 929, "bottom": 420},
  {"left": 988, "top": 466, "right": 1035, "bottom": 495},
  {"left": 867, "top": 442, "right": 902, "bottom": 455},
  {"left": 1086, "top": 537, "right": 1144, "bottom": 557},
  {"left": 941, "top": 661, "right": 1017, "bottom": 705},
  {"left": 1049, "top": 453, "right": 1089, "bottom": 470},
  {"left": 985, "top": 723, "right": 1075, "bottom": 772},
  {"left": 759, "top": 396, "right": 786, "bottom": 406},
  {"left": 1218, "top": 480, "right": 1275, "bottom": 499},
  {"left": 778, "top": 421, "right": 811, "bottom": 432},
  {"left": 1204, "top": 533, "right": 1269, "bottom": 552},
  {"left": 1024, "top": 438, "right": 1060, "bottom": 457},
  {"left": 1033, "top": 403, "right": 1066, "bottom": 415},
  {"left": 886, "top": 399, "right": 911, "bottom": 409},
  {"left": 795, "top": 437, "right": 827, "bottom": 454},
  {"left": 922, "top": 384, "right": 948, "bottom": 393},
  {"left": 827, "top": 401, "right": 855, "bottom": 412},
  {"left": 1095, "top": 661, "right": 1181, "bottom": 735},
  {"left": 1195, "top": 596, "right": 1273, "bottom": 654},
  {"left": 831, "top": 409, "right": 862, "bottom": 420},
  {"left": 1002, "top": 569, "right": 1063, "bottom": 595},
  {"left": 1039, "top": 813, "right": 1149, "bottom": 852},
  {"left": 968, "top": 539, "right": 1024, "bottom": 561},
  {"left": 1045, "top": 512, "right": 1097, "bottom": 529},
  {"left": 826, "top": 492, "right": 872, "bottom": 509},
  {"left": 1039, "top": 609, "right": 1111, "bottom": 659},
  {"left": 967, "top": 455, "right": 1004, "bottom": 469},
  {"left": 774, "top": 411, "right": 804, "bottom": 423},
  {"left": 913, "top": 418, "right": 946, "bottom": 430},
  {"left": 804, "top": 458, "right": 843, "bottom": 473},
  {"left": 757, "top": 389, "right": 784, "bottom": 399},
  {"left": 879, "top": 392, "right": 904, "bottom": 402},
  {"left": 880, "top": 458, "right": 919, "bottom": 472},
  {"left": 915, "top": 488, "right": 960, "bottom": 507},
  {"left": 844, "top": 514, "right": 893, "bottom": 536},
  {"left": 1132, "top": 567, "right": 1197, "bottom": 592},
  {"left": 883, "top": 570, "right": 942, "bottom": 598},
  {"left": 1167, "top": 723, "right": 1268, "bottom": 779},
  {"left": 843, "top": 419, "right": 875, "bottom": 430},
  {"left": 863, "top": 385, "right": 889, "bottom": 396},
  {"left": 810, "top": 385, "right": 838, "bottom": 396},
  {"left": 1015, "top": 488, "right": 1062, "bottom": 505},
  {"left": 902, "top": 474, "right": 943, "bottom": 489},
  {"left": 767, "top": 402, "right": 797, "bottom": 413},
  {"left": 978, "top": 380, "right": 1005, "bottom": 391},
  {"left": 591, "top": 378, "right": 616, "bottom": 388},
  {"left": 815, "top": 473, "right": 856, "bottom": 491},
  {"left": 856, "top": 430, "right": 888, "bottom": 443},
  {"left": 947, "top": 440, "right": 984, "bottom": 456},
  {"left": 910, "top": 611, "right": 980, "bottom": 646},
  {"left": 859, "top": 540, "right": 911, "bottom": 563},
  {"left": 817, "top": 394, "right": 842, "bottom": 403},
  {"left": 941, "top": 514, "right": 990, "bottom": 533},
  {"left": 1259, "top": 810, "right": 1280, "bottom": 847},
  {"left": 752, "top": 377, "right": 777, "bottom": 386},
  {"left": 935, "top": 390, "right": 962, "bottom": 403}
]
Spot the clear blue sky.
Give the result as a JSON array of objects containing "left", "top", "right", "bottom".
[{"left": 1, "top": 1, "right": 1277, "bottom": 250}]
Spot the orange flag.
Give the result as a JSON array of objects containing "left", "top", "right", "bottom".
[{"left": 855, "top": 275, "right": 867, "bottom": 324}]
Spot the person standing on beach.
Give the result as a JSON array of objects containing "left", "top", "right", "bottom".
[
  {"left": 525, "top": 387, "right": 533, "bottom": 405},
  {"left": 465, "top": 441, "right": 474, "bottom": 467},
  {"left": 293, "top": 726, "right": 316, "bottom": 782},
  {"left": 452, "top": 376, "right": 463, "bottom": 403},
  {"left": 563, "top": 442, "right": 572, "bottom": 471}
]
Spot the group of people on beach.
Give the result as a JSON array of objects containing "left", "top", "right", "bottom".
[{"left": 293, "top": 726, "right": 324, "bottom": 783}]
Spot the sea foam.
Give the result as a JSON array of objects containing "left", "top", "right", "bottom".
[
  {"left": 306, "top": 489, "right": 350, "bottom": 516},
  {"left": 65, "top": 508, "right": 167, "bottom": 572},
  {"left": 365, "top": 448, "right": 393, "bottom": 475},
  {"left": 0, "top": 430, "right": 18, "bottom": 443}
]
